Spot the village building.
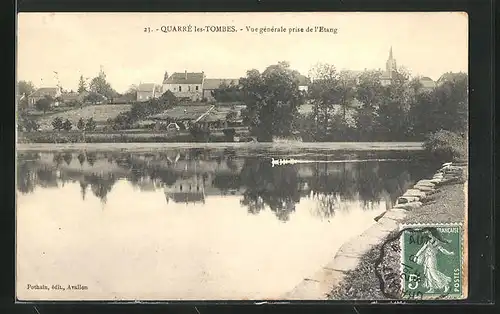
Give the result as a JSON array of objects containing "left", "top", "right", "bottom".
[
  {"left": 136, "top": 83, "right": 158, "bottom": 101},
  {"left": 297, "top": 74, "right": 310, "bottom": 92},
  {"left": 202, "top": 79, "right": 239, "bottom": 102},
  {"left": 60, "top": 91, "right": 80, "bottom": 104},
  {"left": 27, "top": 87, "right": 62, "bottom": 106},
  {"left": 418, "top": 77, "right": 437, "bottom": 92},
  {"left": 162, "top": 71, "right": 205, "bottom": 101}
]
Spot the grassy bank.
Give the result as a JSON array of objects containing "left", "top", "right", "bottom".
[
  {"left": 17, "top": 131, "right": 245, "bottom": 144},
  {"left": 328, "top": 169, "right": 466, "bottom": 300}
]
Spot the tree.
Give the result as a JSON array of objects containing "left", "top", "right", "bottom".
[
  {"left": 307, "top": 63, "right": 341, "bottom": 140},
  {"left": 62, "top": 119, "right": 73, "bottom": 131},
  {"left": 211, "top": 81, "right": 244, "bottom": 103},
  {"left": 17, "top": 80, "right": 36, "bottom": 97},
  {"left": 240, "top": 61, "right": 305, "bottom": 141},
  {"left": 35, "top": 96, "right": 52, "bottom": 114},
  {"left": 355, "top": 70, "right": 385, "bottom": 140},
  {"left": 431, "top": 72, "right": 468, "bottom": 134},
  {"left": 85, "top": 118, "right": 97, "bottom": 131},
  {"left": 52, "top": 117, "right": 64, "bottom": 131},
  {"left": 374, "top": 67, "right": 412, "bottom": 140},
  {"left": 77, "top": 118, "right": 86, "bottom": 131},
  {"left": 18, "top": 112, "right": 40, "bottom": 132},
  {"left": 123, "top": 85, "right": 138, "bottom": 101},
  {"left": 84, "top": 92, "right": 106, "bottom": 104},
  {"left": 89, "top": 69, "right": 116, "bottom": 100},
  {"left": 78, "top": 75, "right": 87, "bottom": 93}
]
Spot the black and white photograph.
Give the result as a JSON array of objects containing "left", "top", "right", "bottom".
[{"left": 16, "top": 12, "right": 468, "bottom": 301}]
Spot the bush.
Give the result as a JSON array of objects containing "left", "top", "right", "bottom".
[
  {"left": 222, "top": 128, "right": 236, "bottom": 141},
  {"left": 423, "top": 130, "right": 467, "bottom": 162},
  {"left": 52, "top": 117, "right": 63, "bottom": 130},
  {"left": 62, "top": 119, "right": 73, "bottom": 131},
  {"left": 189, "top": 123, "right": 210, "bottom": 142},
  {"left": 85, "top": 118, "right": 97, "bottom": 131},
  {"left": 77, "top": 118, "right": 86, "bottom": 131}
]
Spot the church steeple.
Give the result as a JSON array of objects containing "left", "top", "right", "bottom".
[{"left": 386, "top": 46, "right": 397, "bottom": 76}]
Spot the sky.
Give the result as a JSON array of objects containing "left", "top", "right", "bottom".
[{"left": 17, "top": 12, "right": 468, "bottom": 93}]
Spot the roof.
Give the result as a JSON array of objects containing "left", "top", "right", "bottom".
[
  {"left": 419, "top": 78, "right": 436, "bottom": 89},
  {"left": 29, "top": 87, "right": 59, "bottom": 98},
  {"left": 163, "top": 72, "right": 204, "bottom": 84},
  {"left": 203, "top": 79, "right": 240, "bottom": 90},
  {"left": 137, "top": 83, "right": 156, "bottom": 92},
  {"left": 165, "top": 192, "right": 205, "bottom": 203},
  {"left": 61, "top": 92, "right": 80, "bottom": 101},
  {"left": 198, "top": 110, "right": 228, "bottom": 123},
  {"left": 297, "top": 74, "right": 310, "bottom": 86}
]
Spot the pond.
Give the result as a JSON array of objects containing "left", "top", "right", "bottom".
[{"left": 16, "top": 146, "right": 436, "bottom": 300}]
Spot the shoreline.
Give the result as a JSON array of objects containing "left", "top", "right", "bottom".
[
  {"left": 284, "top": 162, "right": 466, "bottom": 300},
  {"left": 17, "top": 142, "right": 425, "bottom": 152}
]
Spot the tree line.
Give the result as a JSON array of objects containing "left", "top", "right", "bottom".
[{"left": 215, "top": 61, "right": 467, "bottom": 143}]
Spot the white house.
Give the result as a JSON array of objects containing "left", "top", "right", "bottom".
[
  {"left": 136, "top": 83, "right": 157, "bottom": 101},
  {"left": 162, "top": 71, "right": 205, "bottom": 101}
]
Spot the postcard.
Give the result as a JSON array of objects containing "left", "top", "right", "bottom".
[{"left": 16, "top": 12, "right": 468, "bottom": 301}]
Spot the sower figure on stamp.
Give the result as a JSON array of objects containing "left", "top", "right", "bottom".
[{"left": 414, "top": 228, "right": 455, "bottom": 294}]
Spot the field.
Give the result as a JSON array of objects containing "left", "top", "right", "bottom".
[
  {"left": 148, "top": 104, "right": 245, "bottom": 121},
  {"left": 35, "top": 104, "right": 132, "bottom": 130}
]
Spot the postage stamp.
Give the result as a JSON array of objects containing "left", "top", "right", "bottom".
[{"left": 399, "top": 223, "right": 464, "bottom": 299}]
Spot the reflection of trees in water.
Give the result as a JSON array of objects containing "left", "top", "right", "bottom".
[
  {"left": 212, "top": 173, "right": 240, "bottom": 194},
  {"left": 239, "top": 159, "right": 300, "bottom": 222},
  {"left": 80, "top": 181, "right": 89, "bottom": 200},
  {"left": 77, "top": 153, "right": 86, "bottom": 166},
  {"left": 53, "top": 153, "right": 64, "bottom": 168},
  {"left": 63, "top": 152, "right": 73, "bottom": 166},
  {"left": 85, "top": 152, "right": 97, "bottom": 166},
  {"left": 16, "top": 150, "right": 431, "bottom": 221},
  {"left": 149, "top": 168, "right": 178, "bottom": 187},
  {"left": 86, "top": 174, "right": 116, "bottom": 204},
  {"left": 17, "top": 161, "right": 37, "bottom": 194},
  {"left": 17, "top": 153, "right": 41, "bottom": 194},
  {"left": 312, "top": 193, "right": 340, "bottom": 219},
  {"left": 36, "top": 167, "right": 58, "bottom": 188}
]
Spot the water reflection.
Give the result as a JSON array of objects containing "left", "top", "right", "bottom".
[{"left": 16, "top": 149, "right": 431, "bottom": 222}]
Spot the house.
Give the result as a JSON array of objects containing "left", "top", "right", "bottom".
[
  {"left": 27, "top": 87, "right": 62, "bottom": 107},
  {"left": 60, "top": 91, "right": 80, "bottom": 104},
  {"left": 297, "top": 74, "right": 310, "bottom": 92},
  {"left": 202, "top": 79, "right": 239, "bottom": 101},
  {"left": 162, "top": 71, "right": 205, "bottom": 101},
  {"left": 136, "top": 83, "right": 157, "bottom": 101},
  {"left": 418, "top": 77, "right": 437, "bottom": 92}
]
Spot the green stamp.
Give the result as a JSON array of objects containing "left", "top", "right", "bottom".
[{"left": 400, "top": 223, "right": 464, "bottom": 299}]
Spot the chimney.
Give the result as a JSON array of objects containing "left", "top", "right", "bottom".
[{"left": 185, "top": 70, "right": 187, "bottom": 80}]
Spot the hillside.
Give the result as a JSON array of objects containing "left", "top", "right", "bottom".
[{"left": 35, "top": 104, "right": 132, "bottom": 130}]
